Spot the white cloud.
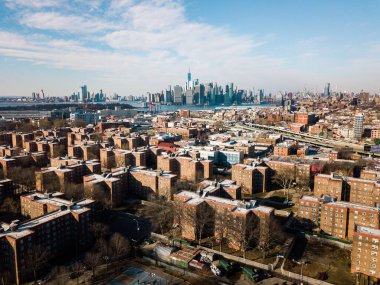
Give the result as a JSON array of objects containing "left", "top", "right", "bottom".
[
  {"left": 20, "top": 12, "right": 118, "bottom": 33},
  {"left": 5, "top": 0, "right": 60, "bottom": 9},
  {"left": 5, "top": 0, "right": 378, "bottom": 95}
]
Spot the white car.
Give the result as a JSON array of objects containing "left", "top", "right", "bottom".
[{"left": 210, "top": 264, "right": 222, "bottom": 276}]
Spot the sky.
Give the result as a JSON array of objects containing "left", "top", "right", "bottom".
[{"left": 0, "top": 0, "right": 379, "bottom": 97}]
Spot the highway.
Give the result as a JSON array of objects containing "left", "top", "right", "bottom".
[{"left": 231, "top": 123, "right": 379, "bottom": 157}]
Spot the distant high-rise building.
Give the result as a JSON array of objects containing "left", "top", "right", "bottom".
[
  {"left": 229, "top": 83, "right": 234, "bottom": 104},
  {"left": 81, "top": 85, "right": 88, "bottom": 102},
  {"left": 173, "top": 85, "right": 183, "bottom": 104},
  {"left": 259, "top": 89, "right": 264, "bottom": 102},
  {"left": 354, "top": 112, "right": 364, "bottom": 139},
  {"left": 324, "top": 83, "right": 331, "bottom": 97},
  {"left": 185, "top": 89, "right": 193, "bottom": 105},
  {"left": 165, "top": 86, "right": 172, "bottom": 103}
]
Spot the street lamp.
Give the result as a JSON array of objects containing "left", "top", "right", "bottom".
[
  {"left": 133, "top": 218, "right": 140, "bottom": 231},
  {"left": 297, "top": 258, "right": 307, "bottom": 285}
]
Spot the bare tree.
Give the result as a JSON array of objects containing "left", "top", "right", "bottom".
[
  {"left": 71, "top": 120, "right": 87, "bottom": 128},
  {"left": 0, "top": 197, "right": 20, "bottom": 215},
  {"left": 7, "top": 166, "right": 36, "bottom": 193},
  {"left": 49, "top": 266, "right": 69, "bottom": 285},
  {"left": 228, "top": 214, "right": 259, "bottom": 258},
  {"left": 53, "top": 119, "right": 68, "bottom": 129},
  {"left": 296, "top": 175, "right": 311, "bottom": 194},
  {"left": 195, "top": 203, "right": 214, "bottom": 245},
  {"left": 84, "top": 251, "right": 102, "bottom": 278},
  {"left": 257, "top": 218, "right": 286, "bottom": 259},
  {"left": 25, "top": 244, "right": 48, "bottom": 283},
  {"left": 90, "top": 222, "right": 110, "bottom": 241},
  {"left": 69, "top": 261, "right": 83, "bottom": 285},
  {"left": 141, "top": 198, "right": 173, "bottom": 235},
  {"left": 172, "top": 200, "right": 185, "bottom": 239},
  {"left": 214, "top": 208, "right": 230, "bottom": 252},
  {"left": 110, "top": 233, "right": 130, "bottom": 273},
  {"left": 64, "top": 183, "right": 84, "bottom": 201},
  {"left": 273, "top": 168, "right": 294, "bottom": 199}
]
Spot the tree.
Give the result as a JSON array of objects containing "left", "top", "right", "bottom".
[
  {"left": 64, "top": 183, "right": 84, "bottom": 201},
  {"left": 214, "top": 208, "right": 230, "bottom": 252},
  {"left": 228, "top": 214, "right": 259, "bottom": 259},
  {"left": 25, "top": 244, "right": 48, "bottom": 283},
  {"left": 53, "top": 119, "right": 68, "bottom": 129},
  {"left": 85, "top": 184, "right": 112, "bottom": 210},
  {"left": 257, "top": 218, "right": 286, "bottom": 259},
  {"left": 69, "top": 261, "right": 83, "bottom": 285},
  {"left": 84, "top": 251, "right": 102, "bottom": 278},
  {"left": 0, "top": 197, "right": 20, "bottom": 215},
  {"left": 71, "top": 120, "right": 87, "bottom": 128},
  {"left": 214, "top": 120, "right": 224, "bottom": 130},
  {"left": 195, "top": 203, "right": 214, "bottom": 245},
  {"left": 172, "top": 200, "right": 185, "bottom": 240},
  {"left": 110, "top": 233, "right": 130, "bottom": 273},
  {"left": 49, "top": 266, "right": 69, "bottom": 285},
  {"left": 296, "top": 175, "right": 311, "bottom": 193},
  {"left": 90, "top": 222, "right": 110, "bottom": 241},
  {"left": 375, "top": 139, "right": 380, "bottom": 145},
  {"left": 7, "top": 166, "right": 36, "bottom": 193},
  {"left": 273, "top": 168, "right": 294, "bottom": 199},
  {"left": 141, "top": 198, "right": 173, "bottom": 235},
  {"left": 39, "top": 118, "right": 53, "bottom": 129}
]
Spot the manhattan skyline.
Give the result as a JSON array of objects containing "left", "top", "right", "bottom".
[{"left": 0, "top": 0, "right": 380, "bottom": 97}]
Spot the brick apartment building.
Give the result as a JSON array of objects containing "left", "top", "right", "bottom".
[
  {"left": 155, "top": 127, "right": 198, "bottom": 139},
  {"left": 0, "top": 205, "right": 92, "bottom": 284},
  {"left": 173, "top": 191, "right": 274, "bottom": 250},
  {"left": 298, "top": 195, "right": 380, "bottom": 241},
  {"left": 157, "top": 154, "right": 213, "bottom": 182},
  {"left": 273, "top": 141, "right": 298, "bottom": 157},
  {"left": 36, "top": 159, "right": 101, "bottom": 192},
  {"left": 265, "top": 160, "right": 311, "bottom": 183},
  {"left": 83, "top": 166, "right": 177, "bottom": 206},
  {"left": 294, "top": 112, "right": 316, "bottom": 126},
  {"left": 0, "top": 153, "right": 49, "bottom": 176},
  {"left": 67, "top": 143, "right": 100, "bottom": 160},
  {"left": 352, "top": 226, "right": 380, "bottom": 279},
  {"left": 127, "top": 167, "right": 177, "bottom": 200},
  {"left": 197, "top": 179, "right": 242, "bottom": 200},
  {"left": 99, "top": 148, "right": 152, "bottom": 170},
  {"left": 231, "top": 164, "right": 269, "bottom": 195},
  {"left": 361, "top": 169, "right": 380, "bottom": 181},
  {"left": 314, "top": 173, "right": 380, "bottom": 207},
  {"left": 20, "top": 192, "right": 94, "bottom": 219}
]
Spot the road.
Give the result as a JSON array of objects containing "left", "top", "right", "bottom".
[
  {"left": 109, "top": 212, "right": 152, "bottom": 241},
  {"left": 233, "top": 123, "right": 380, "bottom": 157}
]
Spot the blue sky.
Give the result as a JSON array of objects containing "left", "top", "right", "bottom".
[{"left": 0, "top": 0, "right": 379, "bottom": 97}]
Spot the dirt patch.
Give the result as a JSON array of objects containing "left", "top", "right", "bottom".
[{"left": 284, "top": 239, "right": 355, "bottom": 285}]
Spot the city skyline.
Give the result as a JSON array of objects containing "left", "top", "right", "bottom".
[{"left": 0, "top": 0, "right": 380, "bottom": 97}]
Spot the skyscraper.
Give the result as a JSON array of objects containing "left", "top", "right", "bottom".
[
  {"left": 173, "top": 85, "right": 183, "bottom": 104},
  {"left": 354, "top": 112, "right": 364, "bottom": 139},
  {"left": 324, "top": 83, "right": 331, "bottom": 97},
  {"left": 81, "top": 85, "right": 87, "bottom": 102},
  {"left": 187, "top": 69, "right": 193, "bottom": 90},
  {"left": 229, "top": 83, "right": 234, "bottom": 104},
  {"left": 185, "top": 89, "right": 193, "bottom": 105}
]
